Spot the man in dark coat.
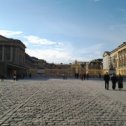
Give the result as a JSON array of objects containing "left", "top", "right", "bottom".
[
  {"left": 111, "top": 73, "right": 117, "bottom": 90},
  {"left": 104, "top": 72, "right": 110, "bottom": 90}
]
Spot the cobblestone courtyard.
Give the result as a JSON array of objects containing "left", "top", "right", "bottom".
[{"left": 0, "top": 79, "right": 126, "bottom": 126}]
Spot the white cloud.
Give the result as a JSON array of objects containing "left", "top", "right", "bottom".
[
  {"left": 26, "top": 48, "right": 73, "bottom": 63},
  {"left": 26, "top": 43, "right": 103, "bottom": 63},
  {"left": 0, "top": 29, "right": 23, "bottom": 37},
  {"left": 25, "top": 35, "right": 61, "bottom": 45},
  {"left": 0, "top": 29, "right": 104, "bottom": 63}
]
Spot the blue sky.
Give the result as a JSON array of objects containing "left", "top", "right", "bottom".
[{"left": 0, "top": 0, "right": 126, "bottom": 63}]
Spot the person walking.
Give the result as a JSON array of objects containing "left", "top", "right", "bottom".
[
  {"left": 111, "top": 73, "right": 117, "bottom": 90},
  {"left": 13, "top": 73, "right": 17, "bottom": 81},
  {"left": 86, "top": 73, "right": 89, "bottom": 80},
  {"left": 104, "top": 72, "right": 110, "bottom": 90},
  {"left": 84, "top": 73, "right": 86, "bottom": 80},
  {"left": 117, "top": 74, "right": 123, "bottom": 90}
]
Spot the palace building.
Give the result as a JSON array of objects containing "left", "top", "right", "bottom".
[
  {"left": 0, "top": 35, "right": 27, "bottom": 78},
  {"left": 71, "top": 60, "right": 103, "bottom": 77},
  {"left": 88, "top": 59, "right": 103, "bottom": 77},
  {"left": 103, "top": 42, "right": 126, "bottom": 76}
]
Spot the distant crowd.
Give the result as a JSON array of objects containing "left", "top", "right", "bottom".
[{"left": 0, "top": 73, "right": 32, "bottom": 82}]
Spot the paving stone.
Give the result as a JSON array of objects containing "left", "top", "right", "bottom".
[{"left": 0, "top": 79, "right": 126, "bottom": 125}]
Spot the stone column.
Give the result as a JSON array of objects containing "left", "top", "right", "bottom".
[
  {"left": 2, "top": 46, "right": 4, "bottom": 61},
  {"left": 10, "top": 46, "right": 13, "bottom": 61}
]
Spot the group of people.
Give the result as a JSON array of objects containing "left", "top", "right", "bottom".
[
  {"left": 0, "top": 73, "right": 32, "bottom": 82},
  {"left": 75, "top": 73, "right": 89, "bottom": 80},
  {"left": 104, "top": 72, "right": 123, "bottom": 90}
]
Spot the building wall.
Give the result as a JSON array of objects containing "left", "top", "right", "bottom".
[
  {"left": 103, "top": 42, "right": 126, "bottom": 76},
  {"left": 71, "top": 60, "right": 103, "bottom": 77},
  {"left": 103, "top": 55, "right": 110, "bottom": 70},
  {"left": 44, "top": 68, "right": 73, "bottom": 77},
  {"left": 117, "top": 45, "right": 126, "bottom": 75},
  {"left": 0, "top": 45, "right": 25, "bottom": 64},
  {"left": 0, "top": 36, "right": 27, "bottom": 77},
  {"left": 88, "top": 60, "right": 103, "bottom": 77}
]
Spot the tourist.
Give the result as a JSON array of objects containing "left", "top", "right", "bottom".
[
  {"left": 84, "top": 73, "right": 86, "bottom": 80},
  {"left": 111, "top": 73, "right": 117, "bottom": 90},
  {"left": 13, "top": 73, "right": 17, "bottom": 81},
  {"left": 86, "top": 73, "right": 89, "bottom": 80},
  {"left": 80, "top": 72, "right": 84, "bottom": 80},
  {"left": 29, "top": 73, "right": 32, "bottom": 78},
  {"left": 117, "top": 74, "right": 123, "bottom": 90},
  {"left": 104, "top": 72, "right": 110, "bottom": 90}
]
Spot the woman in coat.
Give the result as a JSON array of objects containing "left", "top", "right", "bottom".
[{"left": 118, "top": 74, "right": 123, "bottom": 90}]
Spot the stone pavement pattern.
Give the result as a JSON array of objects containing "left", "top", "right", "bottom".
[{"left": 0, "top": 79, "right": 126, "bottom": 126}]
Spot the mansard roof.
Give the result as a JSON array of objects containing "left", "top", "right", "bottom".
[
  {"left": 0, "top": 35, "right": 26, "bottom": 48},
  {"left": 89, "top": 58, "right": 103, "bottom": 63},
  {"left": 110, "top": 42, "right": 126, "bottom": 54},
  {"left": 0, "top": 35, "right": 9, "bottom": 41},
  {"left": 103, "top": 51, "right": 110, "bottom": 57}
]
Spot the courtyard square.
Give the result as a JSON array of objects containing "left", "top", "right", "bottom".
[{"left": 0, "top": 79, "right": 126, "bottom": 126}]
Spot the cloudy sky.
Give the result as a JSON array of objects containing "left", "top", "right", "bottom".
[{"left": 0, "top": 0, "right": 126, "bottom": 63}]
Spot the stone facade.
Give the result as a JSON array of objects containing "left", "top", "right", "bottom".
[
  {"left": 88, "top": 59, "right": 103, "bottom": 77},
  {"left": 0, "top": 35, "right": 27, "bottom": 78},
  {"left": 103, "top": 51, "right": 111, "bottom": 74},
  {"left": 103, "top": 42, "right": 126, "bottom": 76},
  {"left": 71, "top": 60, "right": 103, "bottom": 77}
]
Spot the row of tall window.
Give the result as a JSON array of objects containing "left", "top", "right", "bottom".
[
  {"left": 0, "top": 46, "right": 11, "bottom": 61},
  {"left": 0, "top": 46, "right": 25, "bottom": 64},
  {"left": 5, "top": 46, "right": 11, "bottom": 60},
  {"left": 118, "top": 50, "right": 126, "bottom": 67}
]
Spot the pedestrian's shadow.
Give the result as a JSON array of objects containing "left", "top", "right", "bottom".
[
  {"left": 110, "top": 89, "right": 126, "bottom": 91},
  {"left": 116, "top": 89, "right": 126, "bottom": 91}
]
